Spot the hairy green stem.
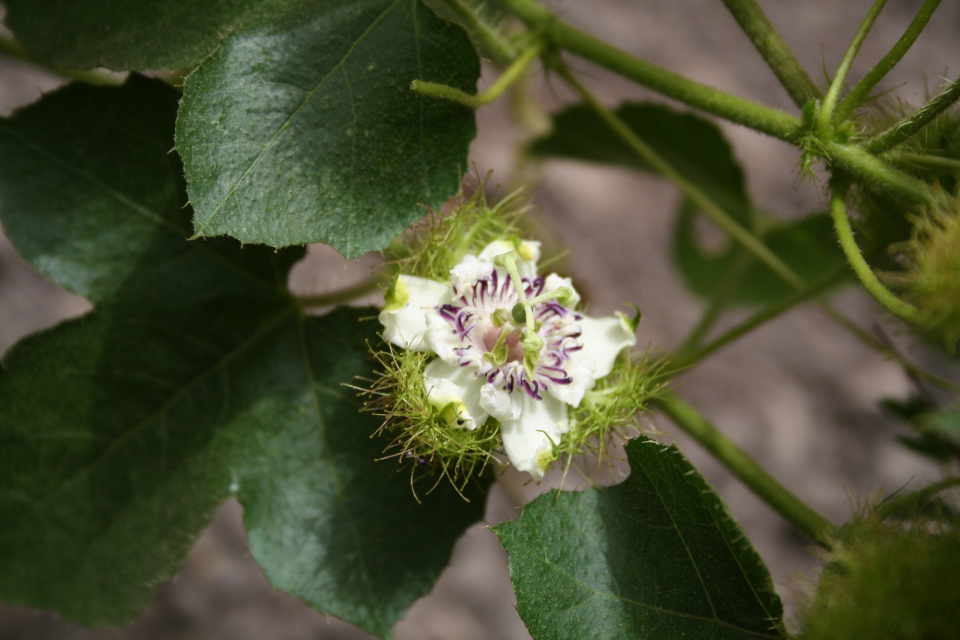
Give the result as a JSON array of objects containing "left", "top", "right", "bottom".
[
  {"left": 889, "top": 151, "right": 960, "bottom": 173},
  {"left": 830, "top": 187, "right": 919, "bottom": 321},
  {"left": 440, "top": 0, "right": 517, "bottom": 64},
  {"left": 654, "top": 393, "right": 836, "bottom": 548},
  {"left": 876, "top": 477, "right": 960, "bottom": 520},
  {"left": 296, "top": 278, "right": 381, "bottom": 309},
  {"left": 825, "top": 141, "right": 940, "bottom": 206},
  {"left": 866, "top": 75, "right": 960, "bottom": 154},
  {"left": 498, "top": 0, "right": 803, "bottom": 140},
  {"left": 836, "top": 0, "right": 943, "bottom": 121},
  {"left": 412, "top": 40, "right": 542, "bottom": 107},
  {"left": 0, "top": 33, "right": 123, "bottom": 86},
  {"left": 817, "top": 0, "right": 889, "bottom": 136},
  {"left": 556, "top": 63, "right": 807, "bottom": 292},
  {"left": 721, "top": 0, "right": 820, "bottom": 108}
]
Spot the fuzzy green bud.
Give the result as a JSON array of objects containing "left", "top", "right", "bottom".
[
  {"left": 383, "top": 276, "right": 409, "bottom": 312},
  {"left": 885, "top": 202, "right": 960, "bottom": 352}
]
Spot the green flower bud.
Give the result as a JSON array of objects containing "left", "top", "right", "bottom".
[{"left": 885, "top": 202, "right": 960, "bottom": 353}]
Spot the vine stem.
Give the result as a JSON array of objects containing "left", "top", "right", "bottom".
[
  {"left": 553, "top": 62, "right": 806, "bottom": 291},
  {"left": 0, "top": 33, "right": 123, "bottom": 86},
  {"left": 836, "top": 0, "right": 943, "bottom": 121},
  {"left": 889, "top": 151, "right": 960, "bottom": 173},
  {"left": 817, "top": 0, "right": 889, "bottom": 136},
  {"left": 493, "top": 0, "right": 941, "bottom": 209},
  {"left": 496, "top": 0, "right": 803, "bottom": 140},
  {"left": 876, "top": 477, "right": 960, "bottom": 520},
  {"left": 296, "top": 278, "right": 381, "bottom": 309},
  {"left": 830, "top": 186, "right": 919, "bottom": 322},
  {"left": 720, "top": 0, "right": 820, "bottom": 108},
  {"left": 411, "top": 40, "right": 542, "bottom": 108},
  {"left": 440, "top": 0, "right": 517, "bottom": 64},
  {"left": 825, "top": 141, "right": 938, "bottom": 206},
  {"left": 654, "top": 392, "right": 836, "bottom": 549},
  {"left": 552, "top": 61, "right": 953, "bottom": 388},
  {"left": 866, "top": 75, "right": 960, "bottom": 154}
]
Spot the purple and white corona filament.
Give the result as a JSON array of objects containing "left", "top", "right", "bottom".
[{"left": 379, "top": 240, "right": 636, "bottom": 479}]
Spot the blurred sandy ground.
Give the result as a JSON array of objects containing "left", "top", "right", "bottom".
[{"left": 2, "top": 1, "right": 959, "bottom": 638}]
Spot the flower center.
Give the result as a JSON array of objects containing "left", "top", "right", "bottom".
[{"left": 435, "top": 260, "right": 583, "bottom": 400}]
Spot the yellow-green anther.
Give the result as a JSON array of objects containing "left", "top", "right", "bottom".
[
  {"left": 492, "top": 308, "right": 512, "bottom": 327},
  {"left": 527, "top": 286, "right": 577, "bottom": 308}
]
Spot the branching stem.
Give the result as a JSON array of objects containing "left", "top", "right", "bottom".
[
  {"left": 497, "top": 0, "right": 803, "bottom": 140},
  {"left": 554, "top": 62, "right": 806, "bottom": 291},
  {"left": 440, "top": 0, "right": 517, "bottom": 64},
  {"left": 836, "top": 0, "right": 943, "bottom": 121},
  {"left": 817, "top": 0, "right": 889, "bottom": 136},
  {"left": 720, "top": 0, "right": 820, "bottom": 108},
  {"left": 411, "top": 40, "right": 543, "bottom": 108},
  {"left": 830, "top": 186, "right": 919, "bottom": 322},
  {"left": 866, "top": 75, "right": 960, "bottom": 154},
  {"left": 654, "top": 392, "right": 836, "bottom": 548}
]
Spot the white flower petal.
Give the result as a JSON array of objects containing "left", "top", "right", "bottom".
[
  {"left": 500, "top": 395, "right": 568, "bottom": 481},
  {"left": 449, "top": 254, "right": 492, "bottom": 296},
  {"left": 423, "top": 359, "right": 488, "bottom": 429},
  {"left": 379, "top": 275, "right": 450, "bottom": 350},
  {"left": 543, "top": 274, "right": 581, "bottom": 307},
  {"left": 544, "top": 357, "right": 596, "bottom": 408},
  {"left": 479, "top": 383, "right": 521, "bottom": 421},
  {"left": 572, "top": 314, "right": 636, "bottom": 379},
  {"left": 425, "top": 312, "right": 462, "bottom": 364}
]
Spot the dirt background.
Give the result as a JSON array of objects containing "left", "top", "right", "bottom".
[{"left": 2, "top": 1, "right": 959, "bottom": 638}]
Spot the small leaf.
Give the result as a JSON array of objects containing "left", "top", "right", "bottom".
[
  {"left": 176, "top": 0, "right": 479, "bottom": 258},
  {"left": 3, "top": 0, "right": 293, "bottom": 70},
  {"left": 493, "top": 437, "right": 785, "bottom": 640},
  {"left": 0, "top": 76, "right": 484, "bottom": 637}
]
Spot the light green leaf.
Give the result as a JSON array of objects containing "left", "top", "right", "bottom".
[
  {"left": 176, "top": 0, "right": 479, "bottom": 258},
  {"left": 0, "top": 76, "right": 484, "bottom": 638},
  {"left": 493, "top": 437, "right": 785, "bottom": 640},
  {"left": 3, "top": 0, "right": 292, "bottom": 70}
]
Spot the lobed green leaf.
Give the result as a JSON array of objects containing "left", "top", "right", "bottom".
[
  {"left": 176, "top": 0, "right": 479, "bottom": 258},
  {"left": 0, "top": 76, "right": 484, "bottom": 638},
  {"left": 494, "top": 437, "right": 785, "bottom": 640}
]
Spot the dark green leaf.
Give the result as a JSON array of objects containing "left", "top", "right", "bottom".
[
  {"left": 674, "top": 203, "right": 849, "bottom": 305},
  {"left": 0, "top": 77, "right": 483, "bottom": 637},
  {"left": 176, "top": 0, "right": 479, "bottom": 258},
  {"left": 3, "top": 0, "right": 291, "bottom": 70},
  {"left": 530, "top": 102, "right": 751, "bottom": 225},
  {"left": 493, "top": 437, "right": 785, "bottom": 640}
]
